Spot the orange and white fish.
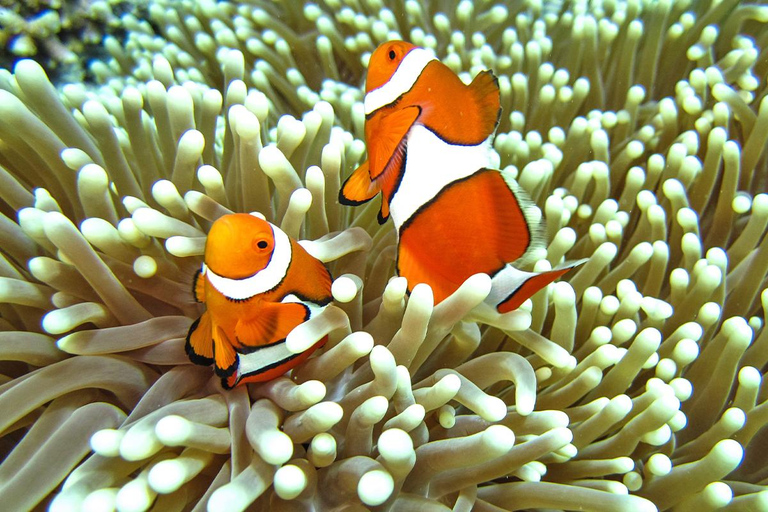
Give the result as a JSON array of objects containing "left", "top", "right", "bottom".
[
  {"left": 186, "top": 213, "right": 332, "bottom": 388},
  {"left": 341, "top": 41, "right": 581, "bottom": 313}
]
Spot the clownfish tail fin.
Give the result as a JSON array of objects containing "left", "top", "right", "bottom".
[{"left": 468, "top": 70, "right": 502, "bottom": 137}]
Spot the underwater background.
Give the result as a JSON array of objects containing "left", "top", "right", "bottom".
[{"left": 1, "top": 0, "right": 768, "bottom": 510}]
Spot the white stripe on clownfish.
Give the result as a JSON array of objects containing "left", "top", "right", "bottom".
[
  {"left": 364, "top": 47, "right": 437, "bottom": 115},
  {"left": 235, "top": 338, "right": 295, "bottom": 378},
  {"left": 202, "top": 222, "right": 292, "bottom": 300},
  {"left": 388, "top": 124, "right": 495, "bottom": 231}
]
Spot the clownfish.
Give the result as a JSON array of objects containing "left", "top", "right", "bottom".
[
  {"left": 340, "top": 41, "right": 582, "bottom": 313},
  {"left": 186, "top": 213, "right": 332, "bottom": 389}
]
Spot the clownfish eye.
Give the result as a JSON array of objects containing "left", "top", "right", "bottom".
[
  {"left": 254, "top": 239, "right": 269, "bottom": 250},
  {"left": 388, "top": 49, "right": 396, "bottom": 60}
]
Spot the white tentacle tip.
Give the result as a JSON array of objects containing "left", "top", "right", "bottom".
[
  {"left": 148, "top": 459, "right": 185, "bottom": 494},
  {"left": 357, "top": 469, "right": 394, "bottom": 506},
  {"left": 332, "top": 275, "right": 359, "bottom": 303},
  {"left": 155, "top": 415, "right": 191, "bottom": 446},
  {"left": 273, "top": 464, "right": 307, "bottom": 500},
  {"left": 90, "top": 429, "right": 123, "bottom": 457},
  {"left": 484, "top": 424, "right": 515, "bottom": 452},
  {"left": 259, "top": 430, "right": 294, "bottom": 465}
]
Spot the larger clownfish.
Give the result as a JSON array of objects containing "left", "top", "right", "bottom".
[
  {"left": 340, "top": 41, "right": 582, "bottom": 313},
  {"left": 186, "top": 213, "right": 332, "bottom": 389}
]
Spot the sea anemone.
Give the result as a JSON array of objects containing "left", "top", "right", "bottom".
[{"left": 1, "top": 1, "right": 767, "bottom": 511}]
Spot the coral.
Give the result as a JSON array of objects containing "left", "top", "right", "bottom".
[{"left": 0, "top": 0, "right": 768, "bottom": 511}]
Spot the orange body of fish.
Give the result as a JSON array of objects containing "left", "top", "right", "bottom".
[
  {"left": 341, "top": 41, "right": 583, "bottom": 313},
  {"left": 186, "top": 213, "right": 332, "bottom": 389}
]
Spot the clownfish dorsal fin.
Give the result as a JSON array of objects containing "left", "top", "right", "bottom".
[
  {"left": 234, "top": 301, "right": 310, "bottom": 348},
  {"left": 466, "top": 70, "right": 502, "bottom": 141},
  {"left": 407, "top": 66, "right": 501, "bottom": 146}
]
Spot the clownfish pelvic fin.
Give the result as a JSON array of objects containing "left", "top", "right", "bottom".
[
  {"left": 212, "top": 325, "right": 238, "bottom": 377},
  {"left": 185, "top": 311, "right": 214, "bottom": 366}
]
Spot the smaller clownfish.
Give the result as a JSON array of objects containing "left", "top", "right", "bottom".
[
  {"left": 341, "top": 41, "right": 583, "bottom": 313},
  {"left": 186, "top": 213, "right": 332, "bottom": 389}
]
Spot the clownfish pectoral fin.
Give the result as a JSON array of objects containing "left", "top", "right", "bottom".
[
  {"left": 234, "top": 301, "right": 310, "bottom": 349},
  {"left": 212, "top": 325, "right": 238, "bottom": 377},
  {"left": 418, "top": 67, "right": 500, "bottom": 145},
  {"left": 339, "top": 160, "right": 379, "bottom": 205},
  {"left": 185, "top": 311, "right": 214, "bottom": 366},
  {"left": 467, "top": 70, "right": 502, "bottom": 139},
  {"left": 368, "top": 106, "right": 420, "bottom": 222},
  {"left": 341, "top": 106, "right": 419, "bottom": 220},
  {"left": 367, "top": 105, "right": 419, "bottom": 181},
  {"left": 192, "top": 269, "right": 206, "bottom": 303},
  {"left": 494, "top": 260, "right": 587, "bottom": 314}
]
